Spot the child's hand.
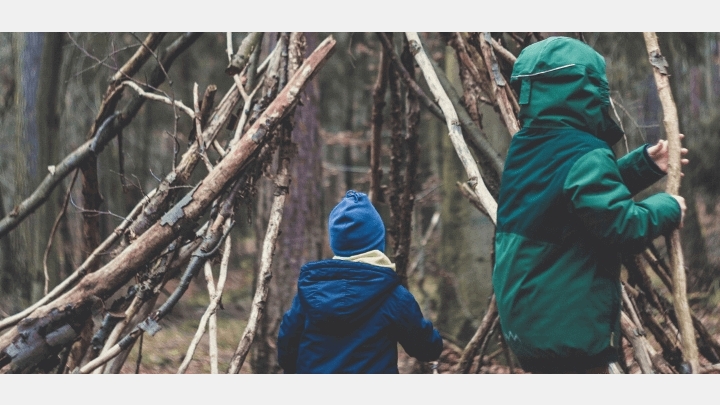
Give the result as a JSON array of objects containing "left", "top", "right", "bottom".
[
  {"left": 671, "top": 195, "right": 686, "bottom": 228},
  {"left": 647, "top": 133, "right": 689, "bottom": 175}
]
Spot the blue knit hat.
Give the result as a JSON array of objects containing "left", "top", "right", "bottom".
[{"left": 328, "top": 190, "right": 386, "bottom": 256}]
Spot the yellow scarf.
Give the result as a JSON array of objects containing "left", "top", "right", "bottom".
[{"left": 333, "top": 250, "right": 396, "bottom": 271}]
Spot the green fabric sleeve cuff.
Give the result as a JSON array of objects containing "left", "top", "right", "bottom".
[
  {"left": 639, "top": 192, "right": 683, "bottom": 230},
  {"left": 616, "top": 144, "right": 666, "bottom": 196}
]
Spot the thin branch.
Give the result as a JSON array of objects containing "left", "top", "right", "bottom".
[
  {"left": 111, "top": 33, "right": 166, "bottom": 83},
  {"left": 93, "top": 294, "right": 144, "bottom": 374},
  {"left": 643, "top": 31, "right": 698, "bottom": 373},
  {"left": 177, "top": 227, "right": 231, "bottom": 374},
  {"left": 43, "top": 169, "right": 79, "bottom": 295},
  {"left": 120, "top": 81, "right": 195, "bottom": 118},
  {"left": 456, "top": 296, "right": 497, "bottom": 373},
  {"left": 134, "top": 333, "right": 143, "bottom": 374},
  {"left": 226, "top": 32, "right": 233, "bottom": 63},
  {"left": 407, "top": 210, "right": 440, "bottom": 279},
  {"left": 369, "top": 38, "right": 389, "bottom": 204},
  {"left": 475, "top": 33, "right": 520, "bottom": 135}
]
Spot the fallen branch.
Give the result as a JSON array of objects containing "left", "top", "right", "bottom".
[
  {"left": 227, "top": 48, "right": 300, "bottom": 371},
  {"left": 643, "top": 32, "right": 698, "bottom": 373},
  {"left": 406, "top": 32, "right": 497, "bottom": 224},
  {"left": 0, "top": 36, "right": 336, "bottom": 372}
]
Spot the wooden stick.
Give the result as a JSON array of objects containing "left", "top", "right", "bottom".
[
  {"left": 405, "top": 32, "right": 497, "bottom": 224},
  {"left": 120, "top": 81, "right": 195, "bottom": 118},
  {"left": 474, "top": 316, "right": 500, "bottom": 373},
  {"left": 490, "top": 37, "right": 517, "bottom": 65},
  {"left": 111, "top": 33, "right": 166, "bottom": 84},
  {"left": 456, "top": 295, "right": 497, "bottom": 373},
  {"left": 93, "top": 294, "right": 144, "bottom": 374},
  {"left": 42, "top": 169, "right": 79, "bottom": 295},
  {"left": 475, "top": 33, "right": 520, "bottom": 135},
  {"left": 177, "top": 227, "right": 231, "bottom": 374},
  {"left": 620, "top": 311, "right": 654, "bottom": 374},
  {"left": 643, "top": 32, "right": 699, "bottom": 373},
  {"left": 369, "top": 38, "right": 389, "bottom": 204},
  {"left": 227, "top": 157, "right": 291, "bottom": 374}
]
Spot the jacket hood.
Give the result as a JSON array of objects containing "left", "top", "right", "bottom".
[
  {"left": 510, "top": 36, "right": 624, "bottom": 145},
  {"left": 297, "top": 259, "right": 399, "bottom": 335}
]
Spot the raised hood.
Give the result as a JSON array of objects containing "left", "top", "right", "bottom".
[
  {"left": 510, "top": 36, "right": 624, "bottom": 145},
  {"left": 297, "top": 260, "right": 399, "bottom": 335}
]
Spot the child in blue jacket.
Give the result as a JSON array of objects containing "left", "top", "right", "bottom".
[{"left": 277, "top": 190, "right": 443, "bottom": 373}]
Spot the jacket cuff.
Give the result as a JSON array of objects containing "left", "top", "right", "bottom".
[
  {"left": 617, "top": 144, "right": 666, "bottom": 195},
  {"left": 642, "top": 144, "right": 668, "bottom": 177}
]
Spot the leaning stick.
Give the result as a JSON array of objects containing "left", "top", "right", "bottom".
[
  {"left": 620, "top": 311, "right": 655, "bottom": 374},
  {"left": 475, "top": 33, "right": 520, "bottom": 135},
  {"left": 643, "top": 32, "right": 698, "bottom": 373},
  {"left": 42, "top": 169, "right": 79, "bottom": 295},
  {"left": 405, "top": 32, "right": 497, "bottom": 224},
  {"left": 226, "top": 167, "right": 290, "bottom": 374},
  {"left": 456, "top": 296, "right": 497, "bottom": 373},
  {"left": 177, "top": 228, "right": 231, "bottom": 374}
]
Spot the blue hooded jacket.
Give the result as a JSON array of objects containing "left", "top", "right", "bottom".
[{"left": 277, "top": 259, "right": 443, "bottom": 373}]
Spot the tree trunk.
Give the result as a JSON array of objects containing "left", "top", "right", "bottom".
[{"left": 7, "top": 32, "right": 63, "bottom": 307}]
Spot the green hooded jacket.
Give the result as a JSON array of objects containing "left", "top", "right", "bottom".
[{"left": 492, "top": 37, "right": 681, "bottom": 371}]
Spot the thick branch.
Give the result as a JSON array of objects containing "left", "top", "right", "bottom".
[
  {"left": 111, "top": 33, "right": 166, "bottom": 83},
  {"left": 0, "top": 36, "right": 336, "bottom": 372}
]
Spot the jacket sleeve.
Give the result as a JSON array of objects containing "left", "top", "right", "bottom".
[
  {"left": 616, "top": 144, "right": 666, "bottom": 196},
  {"left": 277, "top": 294, "right": 305, "bottom": 373},
  {"left": 395, "top": 288, "right": 443, "bottom": 362},
  {"left": 564, "top": 148, "right": 681, "bottom": 253}
]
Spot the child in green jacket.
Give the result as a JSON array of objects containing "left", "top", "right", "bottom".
[{"left": 492, "top": 37, "right": 688, "bottom": 373}]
